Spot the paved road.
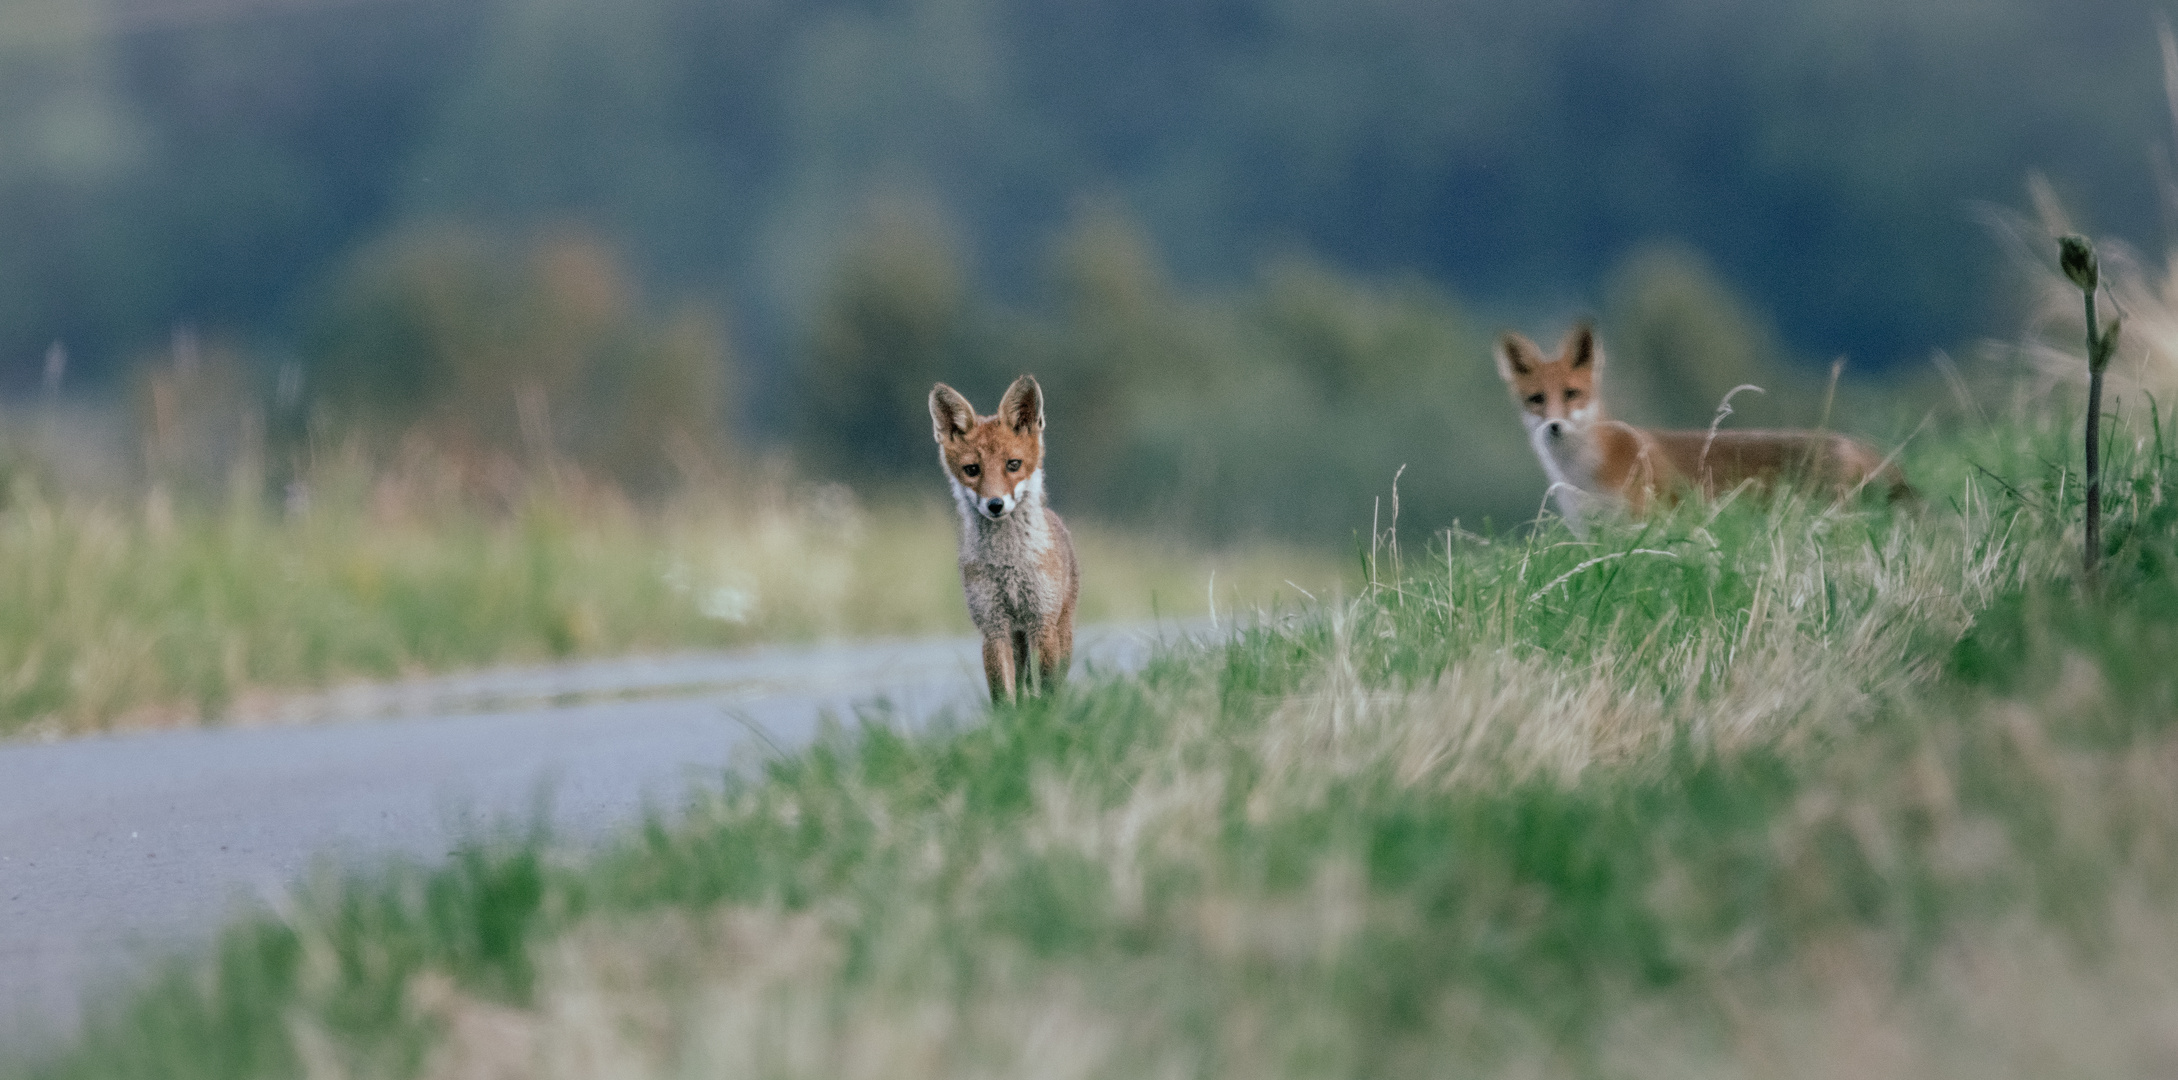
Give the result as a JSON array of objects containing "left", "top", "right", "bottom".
[{"left": 0, "top": 622, "right": 1190, "bottom": 1046}]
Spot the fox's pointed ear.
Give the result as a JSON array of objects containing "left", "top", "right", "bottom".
[
  {"left": 1495, "top": 333, "right": 1542, "bottom": 382},
  {"left": 998, "top": 374, "right": 1044, "bottom": 434},
  {"left": 1565, "top": 321, "right": 1600, "bottom": 371},
  {"left": 930, "top": 383, "right": 975, "bottom": 442}
]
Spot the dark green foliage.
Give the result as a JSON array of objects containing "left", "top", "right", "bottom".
[
  {"left": 788, "top": 204, "right": 1924, "bottom": 545},
  {"left": 792, "top": 203, "right": 981, "bottom": 479},
  {"left": 298, "top": 226, "right": 731, "bottom": 493},
  {"left": 802, "top": 205, "right": 1529, "bottom": 542},
  {"left": 3, "top": 0, "right": 2165, "bottom": 402},
  {"left": 1600, "top": 244, "right": 1821, "bottom": 430}
]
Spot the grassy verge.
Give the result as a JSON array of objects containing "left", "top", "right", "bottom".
[
  {"left": 0, "top": 469, "right": 1341, "bottom": 740},
  {"left": 13, "top": 405, "right": 2178, "bottom": 1078}
]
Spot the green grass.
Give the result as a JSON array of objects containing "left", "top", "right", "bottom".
[
  {"left": 14, "top": 405, "right": 2178, "bottom": 1079},
  {"left": 0, "top": 468, "right": 1340, "bottom": 739}
]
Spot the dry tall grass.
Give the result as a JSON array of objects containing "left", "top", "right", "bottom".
[
  {"left": 0, "top": 444, "right": 1340, "bottom": 739},
  {"left": 29, "top": 393, "right": 2178, "bottom": 1080},
  {"left": 267, "top": 452, "right": 2178, "bottom": 1080}
]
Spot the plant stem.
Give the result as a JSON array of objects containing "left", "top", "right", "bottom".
[{"left": 2084, "top": 286, "right": 2104, "bottom": 582}]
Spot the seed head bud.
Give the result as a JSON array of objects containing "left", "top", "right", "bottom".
[
  {"left": 2059, "top": 234, "right": 2099, "bottom": 293},
  {"left": 2093, "top": 315, "right": 2122, "bottom": 372}
]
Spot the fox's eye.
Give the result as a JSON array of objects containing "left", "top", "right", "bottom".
[
  {"left": 963, "top": 463, "right": 980, "bottom": 477},
  {"left": 1564, "top": 388, "right": 1581, "bottom": 401},
  {"left": 1526, "top": 393, "right": 1546, "bottom": 407},
  {"left": 1005, "top": 459, "right": 1021, "bottom": 473}
]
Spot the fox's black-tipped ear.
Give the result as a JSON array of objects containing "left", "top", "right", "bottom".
[
  {"left": 930, "top": 383, "right": 975, "bottom": 442},
  {"left": 1564, "top": 321, "right": 1600, "bottom": 370},
  {"left": 1495, "top": 332, "right": 1542, "bottom": 382},
  {"left": 998, "top": 374, "right": 1044, "bottom": 434}
]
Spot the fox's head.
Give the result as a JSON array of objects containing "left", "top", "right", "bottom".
[
  {"left": 1495, "top": 322, "right": 1603, "bottom": 444},
  {"left": 930, "top": 375, "right": 1047, "bottom": 522}
]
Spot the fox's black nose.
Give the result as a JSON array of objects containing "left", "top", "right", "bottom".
[{"left": 985, "top": 498, "right": 1005, "bottom": 515}]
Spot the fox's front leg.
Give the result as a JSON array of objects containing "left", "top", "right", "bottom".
[
  {"left": 1549, "top": 484, "right": 1590, "bottom": 540},
  {"left": 1034, "top": 618, "right": 1072, "bottom": 693},
  {"left": 1012, "top": 630, "right": 1037, "bottom": 697},
  {"left": 982, "top": 634, "right": 1017, "bottom": 703}
]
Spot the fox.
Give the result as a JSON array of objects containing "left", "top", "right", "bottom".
[
  {"left": 930, "top": 374, "right": 1080, "bottom": 703},
  {"left": 1495, "top": 321, "right": 1912, "bottom": 536}
]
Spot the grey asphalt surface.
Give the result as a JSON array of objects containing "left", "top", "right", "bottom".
[{"left": 0, "top": 621, "right": 1189, "bottom": 1047}]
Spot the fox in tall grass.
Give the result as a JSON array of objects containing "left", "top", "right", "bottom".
[
  {"left": 930, "top": 374, "right": 1080, "bottom": 702},
  {"left": 1496, "top": 321, "right": 1912, "bottom": 535}
]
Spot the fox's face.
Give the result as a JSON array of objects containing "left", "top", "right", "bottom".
[
  {"left": 1495, "top": 322, "right": 1602, "bottom": 445},
  {"left": 930, "top": 375, "right": 1047, "bottom": 522}
]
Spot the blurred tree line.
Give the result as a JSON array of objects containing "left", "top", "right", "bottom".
[
  {"left": 791, "top": 198, "right": 1835, "bottom": 540},
  {"left": 6, "top": 0, "right": 2167, "bottom": 386},
  {"left": 0, "top": 0, "right": 2146, "bottom": 536},
  {"left": 110, "top": 189, "right": 1828, "bottom": 543}
]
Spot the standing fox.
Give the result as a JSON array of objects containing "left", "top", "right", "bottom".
[
  {"left": 1496, "top": 321, "right": 1912, "bottom": 535},
  {"left": 930, "top": 375, "right": 1080, "bottom": 702}
]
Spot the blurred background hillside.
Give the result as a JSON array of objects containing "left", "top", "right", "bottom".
[{"left": 1, "top": 0, "right": 2172, "bottom": 539}]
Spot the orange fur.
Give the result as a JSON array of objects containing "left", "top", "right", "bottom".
[
  {"left": 1495, "top": 322, "right": 1912, "bottom": 531},
  {"left": 930, "top": 375, "right": 1080, "bottom": 702}
]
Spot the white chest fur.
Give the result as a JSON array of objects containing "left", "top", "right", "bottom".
[
  {"left": 1521, "top": 412, "right": 1600, "bottom": 537},
  {"left": 950, "top": 468, "right": 1059, "bottom": 628}
]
